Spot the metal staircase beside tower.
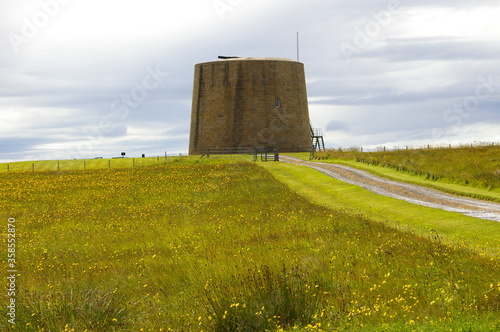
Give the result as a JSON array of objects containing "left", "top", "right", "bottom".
[{"left": 310, "top": 125, "right": 325, "bottom": 151}]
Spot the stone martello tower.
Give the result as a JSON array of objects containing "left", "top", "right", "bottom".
[{"left": 188, "top": 57, "right": 311, "bottom": 155}]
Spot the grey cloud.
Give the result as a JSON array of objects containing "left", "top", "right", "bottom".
[
  {"left": 0, "top": 138, "right": 41, "bottom": 154},
  {"left": 326, "top": 121, "right": 351, "bottom": 132},
  {"left": 1, "top": 0, "right": 499, "bottom": 161},
  {"left": 354, "top": 38, "right": 500, "bottom": 62}
]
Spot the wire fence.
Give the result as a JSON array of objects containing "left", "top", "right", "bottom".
[
  {"left": 332, "top": 141, "right": 498, "bottom": 153},
  {"left": 1, "top": 154, "right": 189, "bottom": 173}
]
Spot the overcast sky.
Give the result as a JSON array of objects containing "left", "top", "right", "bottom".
[{"left": 1, "top": 0, "right": 499, "bottom": 162}]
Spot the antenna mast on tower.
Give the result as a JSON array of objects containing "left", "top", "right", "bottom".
[{"left": 296, "top": 31, "right": 300, "bottom": 62}]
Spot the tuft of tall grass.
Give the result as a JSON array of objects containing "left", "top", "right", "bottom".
[
  {"left": 15, "top": 287, "right": 130, "bottom": 331},
  {"left": 202, "top": 265, "right": 322, "bottom": 331}
]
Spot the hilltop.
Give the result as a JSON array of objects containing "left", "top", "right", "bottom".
[{"left": 0, "top": 149, "right": 499, "bottom": 331}]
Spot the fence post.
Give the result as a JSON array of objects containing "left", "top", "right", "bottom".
[
  {"left": 84, "top": 160, "right": 86, "bottom": 169},
  {"left": 7, "top": 164, "right": 9, "bottom": 172},
  {"left": 133, "top": 158, "right": 135, "bottom": 167},
  {"left": 58, "top": 162, "right": 60, "bottom": 171},
  {"left": 108, "top": 160, "right": 111, "bottom": 169},
  {"left": 32, "top": 163, "right": 35, "bottom": 171}
]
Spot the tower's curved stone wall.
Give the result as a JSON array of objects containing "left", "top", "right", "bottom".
[{"left": 189, "top": 57, "right": 311, "bottom": 155}]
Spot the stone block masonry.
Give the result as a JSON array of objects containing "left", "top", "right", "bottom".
[{"left": 189, "top": 57, "right": 311, "bottom": 155}]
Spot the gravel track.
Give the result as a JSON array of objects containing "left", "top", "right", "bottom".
[{"left": 281, "top": 156, "right": 500, "bottom": 222}]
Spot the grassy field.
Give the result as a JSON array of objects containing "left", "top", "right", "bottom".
[
  {"left": 1, "top": 159, "right": 499, "bottom": 331},
  {"left": 309, "top": 145, "right": 500, "bottom": 196},
  {"left": 261, "top": 162, "right": 500, "bottom": 257}
]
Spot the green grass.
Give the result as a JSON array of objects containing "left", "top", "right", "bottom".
[
  {"left": 0, "top": 154, "right": 254, "bottom": 172},
  {"left": 305, "top": 145, "right": 500, "bottom": 201},
  {"left": 1, "top": 159, "right": 499, "bottom": 331},
  {"left": 261, "top": 162, "right": 500, "bottom": 256}
]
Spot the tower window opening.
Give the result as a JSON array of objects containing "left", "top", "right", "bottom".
[{"left": 275, "top": 98, "right": 281, "bottom": 108}]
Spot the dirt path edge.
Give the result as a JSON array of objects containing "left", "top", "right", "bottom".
[{"left": 280, "top": 156, "right": 500, "bottom": 222}]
